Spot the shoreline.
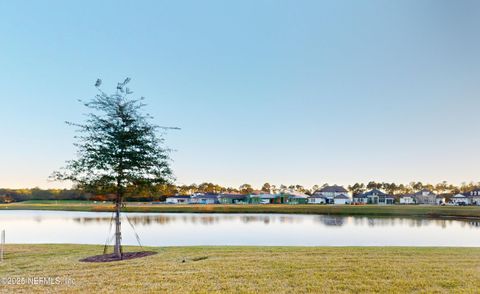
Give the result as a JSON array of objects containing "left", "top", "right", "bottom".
[{"left": 1, "top": 202, "right": 480, "bottom": 219}]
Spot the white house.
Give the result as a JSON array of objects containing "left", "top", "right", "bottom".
[
  {"left": 165, "top": 195, "right": 191, "bottom": 204},
  {"left": 333, "top": 194, "right": 350, "bottom": 205},
  {"left": 190, "top": 194, "right": 219, "bottom": 204},
  {"left": 313, "top": 185, "right": 351, "bottom": 204},
  {"left": 308, "top": 195, "right": 327, "bottom": 204},
  {"left": 399, "top": 194, "right": 415, "bottom": 204},
  {"left": 451, "top": 194, "right": 470, "bottom": 205},
  {"left": 436, "top": 195, "right": 446, "bottom": 205},
  {"left": 352, "top": 194, "right": 368, "bottom": 204}
]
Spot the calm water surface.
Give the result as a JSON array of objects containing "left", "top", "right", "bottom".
[{"left": 0, "top": 210, "right": 479, "bottom": 246}]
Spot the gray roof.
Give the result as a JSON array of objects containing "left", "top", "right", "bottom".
[
  {"left": 168, "top": 195, "right": 191, "bottom": 199},
  {"left": 317, "top": 185, "right": 348, "bottom": 193},
  {"left": 308, "top": 195, "right": 327, "bottom": 199},
  {"left": 353, "top": 194, "right": 367, "bottom": 198},
  {"left": 414, "top": 189, "right": 436, "bottom": 196},
  {"left": 334, "top": 194, "right": 350, "bottom": 199},
  {"left": 464, "top": 189, "right": 480, "bottom": 197},
  {"left": 218, "top": 194, "right": 248, "bottom": 199},
  {"left": 193, "top": 194, "right": 219, "bottom": 199},
  {"left": 361, "top": 189, "right": 394, "bottom": 198},
  {"left": 362, "top": 189, "right": 386, "bottom": 197},
  {"left": 250, "top": 194, "right": 276, "bottom": 199}
]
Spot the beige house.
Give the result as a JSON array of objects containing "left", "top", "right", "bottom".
[
  {"left": 399, "top": 194, "right": 415, "bottom": 204},
  {"left": 413, "top": 189, "right": 437, "bottom": 205}
]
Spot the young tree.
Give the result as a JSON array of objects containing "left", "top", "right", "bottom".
[{"left": 53, "top": 78, "right": 175, "bottom": 259}]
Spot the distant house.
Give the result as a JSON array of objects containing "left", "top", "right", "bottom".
[
  {"left": 399, "top": 194, "right": 415, "bottom": 204},
  {"left": 165, "top": 195, "right": 191, "bottom": 204},
  {"left": 249, "top": 194, "right": 275, "bottom": 204},
  {"left": 313, "top": 185, "right": 350, "bottom": 204},
  {"left": 451, "top": 194, "right": 470, "bottom": 205},
  {"left": 308, "top": 195, "right": 327, "bottom": 204},
  {"left": 436, "top": 195, "right": 446, "bottom": 205},
  {"left": 362, "top": 189, "right": 394, "bottom": 205},
  {"left": 249, "top": 194, "right": 288, "bottom": 204},
  {"left": 464, "top": 189, "right": 480, "bottom": 205},
  {"left": 0, "top": 195, "right": 14, "bottom": 203},
  {"left": 413, "top": 189, "right": 437, "bottom": 205},
  {"left": 191, "top": 194, "right": 219, "bottom": 204},
  {"left": 333, "top": 194, "right": 350, "bottom": 205},
  {"left": 284, "top": 191, "right": 309, "bottom": 204},
  {"left": 287, "top": 196, "right": 308, "bottom": 204},
  {"left": 218, "top": 194, "right": 249, "bottom": 204},
  {"left": 352, "top": 194, "right": 367, "bottom": 204}
]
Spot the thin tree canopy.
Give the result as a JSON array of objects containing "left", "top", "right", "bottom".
[{"left": 53, "top": 78, "right": 174, "bottom": 193}]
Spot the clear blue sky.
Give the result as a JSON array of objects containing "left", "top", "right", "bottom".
[{"left": 1, "top": 0, "right": 479, "bottom": 189}]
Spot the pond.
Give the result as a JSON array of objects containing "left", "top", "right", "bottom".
[{"left": 0, "top": 210, "right": 479, "bottom": 246}]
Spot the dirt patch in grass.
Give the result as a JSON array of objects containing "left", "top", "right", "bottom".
[
  {"left": 192, "top": 256, "right": 208, "bottom": 261},
  {"left": 80, "top": 251, "right": 157, "bottom": 262},
  {"left": 181, "top": 256, "right": 209, "bottom": 263}
]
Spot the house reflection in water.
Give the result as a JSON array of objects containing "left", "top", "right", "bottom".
[
  {"left": 314, "top": 215, "right": 345, "bottom": 226},
  {"left": 3, "top": 210, "right": 480, "bottom": 247},
  {"left": 71, "top": 213, "right": 480, "bottom": 230}
]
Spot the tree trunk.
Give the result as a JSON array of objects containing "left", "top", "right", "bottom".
[{"left": 113, "top": 196, "right": 122, "bottom": 259}]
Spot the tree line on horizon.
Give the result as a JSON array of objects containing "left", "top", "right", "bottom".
[{"left": 1, "top": 180, "right": 479, "bottom": 203}]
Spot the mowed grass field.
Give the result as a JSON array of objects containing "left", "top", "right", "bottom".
[
  {"left": 1, "top": 201, "right": 480, "bottom": 219},
  {"left": 0, "top": 245, "right": 479, "bottom": 293}
]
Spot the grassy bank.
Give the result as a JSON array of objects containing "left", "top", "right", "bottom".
[
  {"left": 0, "top": 245, "right": 479, "bottom": 293},
  {"left": 1, "top": 201, "right": 480, "bottom": 219}
]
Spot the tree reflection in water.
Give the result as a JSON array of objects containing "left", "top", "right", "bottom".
[
  {"left": 69, "top": 214, "right": 480, "bottom": 229},
  {"left": 3, "top": 211, "right": 479, "bottom": 246}
]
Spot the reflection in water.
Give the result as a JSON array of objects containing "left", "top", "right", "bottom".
[
  {"left": 469, "top": 221, "right": 480, "bottom": 227},
  {"left": 68, "top": 214, "right": 480, "bottom": 229},
  {"left": 1, "top": 211, "right": 479, "bottom": 246},
  {"left": 315, "top": 216, "right": 345, "bottom": 226},
  {"left": 72, "top": 215, "right": 284, "bottom": 225}
]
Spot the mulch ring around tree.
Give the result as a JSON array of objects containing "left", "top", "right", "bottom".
[{"left": 80, "top": 251, "right": 157, "bottom": 263}]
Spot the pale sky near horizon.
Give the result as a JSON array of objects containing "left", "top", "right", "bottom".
[{"left": 1, "top": 1, "right": 479, "bottom": 189}]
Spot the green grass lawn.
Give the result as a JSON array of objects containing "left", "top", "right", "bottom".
[
  {"left": 0, "top": 245, "right": 479, "bottom": 293},
  {"left": 1, "top": 201, "right": 480, "bottom": 219}
]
